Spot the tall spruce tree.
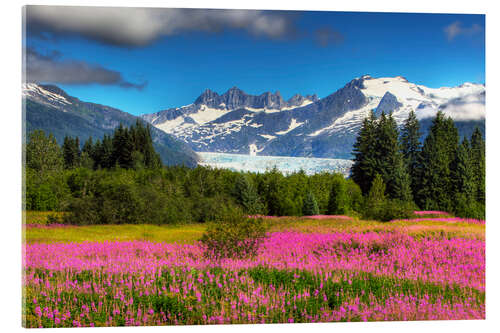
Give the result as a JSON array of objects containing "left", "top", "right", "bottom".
[
  {"left": 416, "top": 111, "right": 459, "bottom": 210},
  {"left": 452, "top": 138, "right": 476, "bottom": 200},
  {"left": 374, "top": 112, "right": 403, "bottom": 199},
  {"left": 400, "top": 110, "right": 422, "bottom": 197},
  {"left": 62, "top": 136, "right": 81, "bottom": 169},
  {"left": 392, "top": 153, "right": 413, "bottom": 203},
  {"left": 234, "top": 175, "right": 264, "bottom": 215},
  {"left": 470, "top": 127, "right": 485, "bottom": 205},
  {"left": 302, "top": 191, "right": 320, "bottom": 216},
  {"left": 112, "top": 124, "right": 134, "bottom": 169},
  {"left": 451, "top": 137, "right": 480, "bottom": 217},
  {"left": 351, "top": 111, "right": 378, "bottom": 194}
]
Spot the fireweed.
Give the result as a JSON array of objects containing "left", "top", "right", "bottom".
[
  {"left": 390, "top": 217, "right": 485, "bottom": 225},
  {"left": 23, "top": 230, "right": 485, "bottom": 327}
]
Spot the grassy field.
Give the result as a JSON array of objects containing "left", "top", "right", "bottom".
[{"left": 24, "top": 211, "right": 484, "bottom": 244}]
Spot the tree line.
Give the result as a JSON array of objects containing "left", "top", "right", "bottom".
[
  {"left": 24, "top": 124, "right": 364, "bottom": 224},
  {"left": 24, "top": 110, "right": 485, "bottom": 224},
  {"left": 59, "top": 120, "right": 162, "bottom": 170},
  {"left": 351, "top": 110, "right": 485, "bottom": 220}
]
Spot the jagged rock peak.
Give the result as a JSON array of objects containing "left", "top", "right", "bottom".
[{"left": 194, "top": 88, "right": 219, "bottom": 105}]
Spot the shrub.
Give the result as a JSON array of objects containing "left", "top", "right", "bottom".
[
  {"left": 362, "top": 174, "right": 415, "bottom": 221},
  {"left": 200, "top": 209, "right": 268, "bottom": 259},
  {"left": 46, "top": 213, "right": 62, "bottom": 225}
]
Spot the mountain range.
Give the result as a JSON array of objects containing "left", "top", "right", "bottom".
[
  {"left": 141, "top": 75, "right": 485, "bottom": 159},
  {"left": 23, "top": 75, "right": 485, "bottom": 166},
  {"left": 23, "top": 83, "right": 199, "bottom": 167}
]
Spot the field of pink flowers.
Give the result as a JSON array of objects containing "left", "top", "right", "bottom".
[{"left": 22, "top": 214, "right": 485, "bottom": 327}]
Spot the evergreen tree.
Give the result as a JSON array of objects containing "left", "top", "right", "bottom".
[
  {"left": 302, "top": 191, "right": 319, "bottom": 216},
  {"left": 416, "top": 111, "right": 459, "bottom": 210},
  {"left": 100, "top": 135, "right": 114, "bottom": 169},
  {"left": 452, "top": 138, "right": 481, "bottom": 217},
  {"left": 262, "top": 167, "right": 286, "bottom": 216},
  {"left": 452, "top": 138, "right": 476, "bottom": 199},
  {"left": 400, "top": 110, "right": 422, "bottom": 196},
  {"left": 112, "top": 124, "right": 134, "bottom": 169},
  {"left": 364, "top": 173, "right": 387, "bottom": 219},
  {"left": 234, "top": 175, "right": 264, "bottom": 215},
  {"left": 62, "top": 136, "right": 81, "bottom": 169},
  {"left": 374, "top": 112, "right": 402, "bottom": 199},
  {"left": 392, "top": 153, "right": 413, "bottom": 203},
  {"left": 328, "top": 176, "right": 349, "bottom": 214},
  {"left": 351, "top": 111, "right": 378, "bottom": 194},
  {"left": 470, "top": 127, "right": 485, "bottom": 205}
]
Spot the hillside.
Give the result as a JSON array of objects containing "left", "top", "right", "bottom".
[{"left": 23, "top": 83, "right": 199, "bottom": 167}]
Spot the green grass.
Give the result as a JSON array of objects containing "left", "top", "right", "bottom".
[
  {"left": 23, "top": 211, "right": 485, "bottom": 244},
  {"left": 24, "top": 222, "right": 206, "bottom": 244},
  {"left": 24, "top": 211, "right": 65, "bottom": 225}
]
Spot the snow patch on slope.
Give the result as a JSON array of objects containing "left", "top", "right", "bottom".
[
  {"left": 276, "top": 118, "right": 304, "bottom": 135},
  {"left": 22, "top": 83, "right": 72, "bottom": 109}
]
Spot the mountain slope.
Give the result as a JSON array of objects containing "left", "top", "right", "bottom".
[
  {"left": 142, "top": 76, "right": 485, "bottom": 159},
  {"left": 23, "top": 83, "right": 199, "bottom": 167}
]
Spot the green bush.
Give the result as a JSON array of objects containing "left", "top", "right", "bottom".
[
  {"left": 200, "top": 209, "right": 268, "bottom": 259},
  {"left": 453, "top": 193, "right": 485, "bottom": 220}
]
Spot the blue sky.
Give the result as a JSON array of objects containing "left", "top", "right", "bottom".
[{"left": 25, "top": 7, "right": 485, "bottom": 116}]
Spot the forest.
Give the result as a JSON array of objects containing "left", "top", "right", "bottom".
[{"left": 24, "top": 111, "right": 485, "bottom": 225}]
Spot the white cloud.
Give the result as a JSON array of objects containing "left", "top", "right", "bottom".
[
  {"left": 417, "top": 93, "right": 485, "bottom": 121},
  {"left": 444, "top": 21, "right": 482, "bottom": 41},
  {"left": 26, "top": 6, "right": 297, "bottom": 47}
]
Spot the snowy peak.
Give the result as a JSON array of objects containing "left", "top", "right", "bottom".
[
  {"left": 141, "top": 75, "right": 485, "bottom": 158},
  {"left": 143, "top": 87, "right": 319, "bottom": 134},
  {"left": 22, "top": 83, "right": 73, "bottom": 110}
]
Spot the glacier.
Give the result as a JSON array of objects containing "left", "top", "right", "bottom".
[{"left": 198, "top": 152, "right": 353, "bottom": 176}]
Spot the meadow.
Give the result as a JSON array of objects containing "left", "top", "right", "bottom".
[{"left": 22, "top": 211, "right": 485, "bottom": 327}]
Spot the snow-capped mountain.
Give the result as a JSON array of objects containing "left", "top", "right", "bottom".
[
  {"left": 140, "top": 75, "right": 484, "bottom": 158},
  {"left": 23, "top": 83, "right": 199, "bottom": 167}
]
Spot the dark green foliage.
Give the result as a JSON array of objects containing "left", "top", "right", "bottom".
[
  {"left": 351, "top": 112, "right": 413, "bottom": 202},
  {"left": 391, "top": 155, "right": 413, "bottom": 203},
  {"left": 374, "top": 112, "right": 401, "bottom": 198},
  {"left": 302, "top": 191, "right": 319, "bottom": 216},
  {"left": 400, "top": 110, "right": 422, "bottom": 196},
  {"left": 470, "top": 127, "right": 485, "bottom": 205},
  {"left": 351, "top": 112, "right": 378, "bottom": 194},
  {"left": 416, "top": 111, "right": 459, "bottom": 211},
  {"left": 327, "top": 176, "right": 349, "bottom": 214},
  {"left": 346, "top": 179, "right": 364, "bottom": 213},
  {"left": 350, "top": 109, "right": 485, "bottom": 220},
  {"left": 61, "top": 121, "right": 162, "bottom": 170},
  {"left": 200, "top": 211, "right": 268, "bottom": 259},
  {"left": 451, "top": 138, "right": 484, "bottom": 219},
  {"left": 64, "top": 169, "right": 192, "bottom": 225},
  {"left": 363, "top": 174, "right": 386, "bottom": 220},
  {"left": 234, "top": 175, "right": 265, "bottom": 215},
  {"left": 62, "top": 136, "right": 81, "bottom": 169}
]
